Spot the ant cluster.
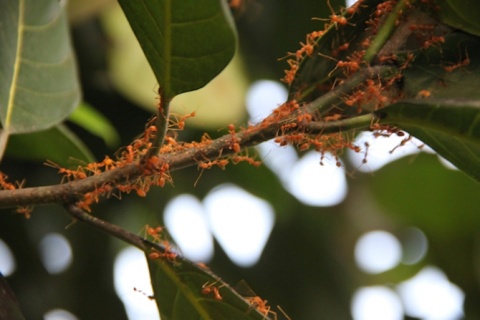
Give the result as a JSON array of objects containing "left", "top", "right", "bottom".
[
  {"left": 196, "top": 123, "right": 261, "bottom": 174},
  {"left": 45, "top": 113, "right": 187, "bottom": 211},
  {"left": 281, "top": 0, "right": 365, "bottom": 85},
  {"left": 43, "top": 102, "right": 264, "bottom": 211},
  {"left": 200, "top": 279, "right": 289, "bottom": 320},
  {"left": 276, "top": 0, "right": 471, "bottom": 165},
  {"left": 144, "top": 224, "right": 179, "bottom": 263}
]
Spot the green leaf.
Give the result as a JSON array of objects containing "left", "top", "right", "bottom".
[
  {"left": 118, "top": 0, "right": 237, "bottom": 99},
  {"left": 376, "top": 31, "right": 480, "bottom": 182},
  {"left": 68, "top": 102, "right": 120, "bottom": 148},
  {"left": 379, "top": 100, "right": 480, "bottom": 182},
  {"left": 145, "top": 242, "right": 269, "bottom": 320},
  {"left": 432, "top": 0, "right": 480, "bottom": 36},
  {"left": 6, "top": 124, "right": 94, "bottom": 166},
  {"left": 0, "top": 274, "right": 26, "bottom": 320},
  {"left": 0, "top": 0, "right": 81, "bottom": 134}
]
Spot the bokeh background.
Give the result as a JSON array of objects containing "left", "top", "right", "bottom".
[{"left": 1, "top": 0, "right": 480, "bottom": 319}]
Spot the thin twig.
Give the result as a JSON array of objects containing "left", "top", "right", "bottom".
[{"left": 65, "top": 203, "right": 146, "bottom": 250}]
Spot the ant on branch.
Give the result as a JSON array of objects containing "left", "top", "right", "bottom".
[
  {"left": 318, "top": 52, "right": 361, "bottom": 77},
  {"left": 313, "top": 0, "right": 355, "bottom": 29},
  {"left": 148, "top": 241, "right": 178, "bottom": 263}
]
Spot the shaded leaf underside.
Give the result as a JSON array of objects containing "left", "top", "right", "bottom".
[
  {"left": 433, "top": 0, "right": 480, "bottom": 36},
  {"left": 380, "top": 32, "right": 480, "bottom": 182}
]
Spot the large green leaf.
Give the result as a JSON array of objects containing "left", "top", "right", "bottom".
[
  {"left": 432, "top": 0, "right": 480, "bottom": 36},
  {"left": 377, "top": 33, "right": 480, "bottom": 182},
  {"left": 0, "top": 0, "right": 80, "bottom": 134},
  {"left": 145, "top": 241, "right": 269, "bottom": 320},
  {"left": 118, "top": 0, "right": 237, "bottom": 99}
]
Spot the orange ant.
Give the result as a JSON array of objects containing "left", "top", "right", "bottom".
[
  {"left": 375, "top": 0, "right": 395, "bottom": 17},
  {"left": 246, "top": 296, "right": 277, "bottom": 320},
  {"left": 228, "top": 124, "right": 241, "bottom": 153},
  {"left": 99, "top": 156, "right": 117, "bottom": 171},
  {"left": 144, "top": 224, "right": 165, "bottom": 243},
  {"left": 77, "top": 183, "right": 113, "bottom": 212},
  {"left": 417, "top": 89, "right": 431, "bottom": 98},
  {"left": 299, "top": 142, "right": 310, "bottom": 151},
  {"left": 133, "top": 178, "right": 151, "bottom": 197},
  {"left": 280, "top": 122, "right": 298, "bottom": 131},
  {"left": 229, "top": 0, "right": 242, "bottom": 9},
  {"left": 169, "top": 111, "right": 195, "bottom": 131},
  {"left": 295, "top": 38, "right": 315, "bottom": 60},
  {"left": 229, "top": 0, "right": 258, "bottom": 15},
  {"left": 422, "top": 35, "right": 445, "bottom": 49},
  {"left": 364, "top": 78, "right": 388, "bottom": 108},
  {"left": 282, "top": 59, "right": 299, "bottom": 85},
  {"left": 196, "top": 262, "right": 210, "bottom": 270},
  {"left": 297, "top": 112, "right": 313, "bottom": 124},
  {"left": 198, "top": 159, "right": 229, "bottom": 170},
  {"left": 331, "top": 42, "right": 350, "bottom": 57},
  {"left": 0, "top": 172, "right": 17, "bottom": 190},
  {"left": 144, "top": 124, "right": 157, "bottom": 139},
  {"left": 318, "top": 52, "right": 360, "bottom": 77},
  {"left": 231, "top": 155, "right": 262, "bottom": 167},
  {"left": 322, "top": 0, "right": 349, "bottom": 29},
  {"left": 148, "top": 241, "right": 178, "bottom": 262},
  {"left": 307, "top": 30, "right": 325, "bottom": 43},
  {"left": 45, "top": 161, "right": 87, "bottom": 182},
  {"left": 122, "top": 145, "right": 135, "bottom": 163},
  {"left": 399, "top": 52, "right": 415, "bottom": 70},
  {"left": 344, "top": 89, "right": 365, "bottom": 111},
  {"left": 148, "top": 250, "right": 177, "bottom": 262},
  {"left": 15, "top": 206, "right": 32, "bottom": 219},
  {"left": 201, "top": 281, "right": 223, "bottom": 301},
  {"left": 443, "top": 51, "right": 470, "bottom": 72},
  {"left": 345, "top": 0, "right": 365, "bottom": 16},
  {"left": 323, "top": 113, "right": 342, "bottom": 122}
]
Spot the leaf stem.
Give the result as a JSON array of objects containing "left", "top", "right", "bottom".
[
  {"left": 306, "top": 113, "right": 377, "bottom": 134},
  {"left": 363, "top": 0, "right": 411, "bottom": 63},
  {"left": 144, "top": 90, "right": 171, "bottom": 160}
]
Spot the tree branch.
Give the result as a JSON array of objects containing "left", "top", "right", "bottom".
[{"left": 0, "top": 66, "right": 393, "bottom": 210}]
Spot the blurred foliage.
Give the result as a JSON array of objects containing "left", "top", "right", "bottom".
[
  {"left": 1, "top": 0, "right": 480, "bottom": 319},
  {"left": 0, "top": 0, "right": 80, "bottom": 137}
]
